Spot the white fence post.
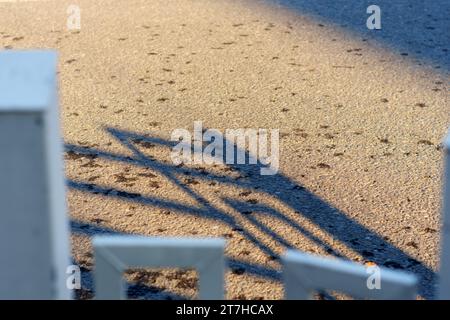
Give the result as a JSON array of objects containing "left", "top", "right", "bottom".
[
  {"left": 282, "top": 250, "right": 417, "bottom": 299},
  {"left": 93, "top": 236, "right": 225, "bottom": 299},
  {"left": 0, "top": 51, "right": 71, "bottom": 299},
  {"left": 439, "top": 130, "right": 450, "bottom": 299}
]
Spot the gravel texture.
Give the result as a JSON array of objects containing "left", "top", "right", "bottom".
[{"left": 1, "top": 0, "right": 448, "bottom": 299}]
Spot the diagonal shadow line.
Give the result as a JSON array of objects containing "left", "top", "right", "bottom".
[
  {"left": 68, "top": 180, "right": 281, "bottom": 261},
  {"left": 222, "top": 198, "right": 344, "bottom": 258},
  {"left": 74, "top": 127, "right": 302, "bottom": 262},
  {"left": 222, "top": 198, "right": 295, "bottom": 250},
  {"left": 66, "top": 126, "right": 436, "bottom": 298},
  {"left": 68, "top": 180, "right": 235, "bottom": 223},
  {"left": 107, "top": 127, "right": 291, "bottom": 261},
  {"left": 66, "top": 143, "right": 243, "bottom": 187}
]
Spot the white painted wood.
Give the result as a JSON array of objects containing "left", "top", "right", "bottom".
[
  {"left": 93, "top": 236, "right": 225, "bottom": 299},
  {"left": 439, "top": 129, "right": 450, "bottom": 299},
  {"left": 282, "top": 250, "right": 417, "bottom": 300},
  {"left": 0, "top": 51, "right": 71, "bottom": 299}
]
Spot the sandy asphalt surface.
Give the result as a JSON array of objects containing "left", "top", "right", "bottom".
[{"left": 0, "top": 0, "right": 449, "bottom": 299}]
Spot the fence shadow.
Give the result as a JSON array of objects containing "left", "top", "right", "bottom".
[{"left": 66, "top": 126, "right": 435, "bottom": 299}]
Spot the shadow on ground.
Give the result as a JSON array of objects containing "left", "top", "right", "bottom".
[
  {"left": 67, "top": 126, "right": 435, "bottom": 299},
  {"left": 266, "top": 0, "right": 449, "bottom": 72}
]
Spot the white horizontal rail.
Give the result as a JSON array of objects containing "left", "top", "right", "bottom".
[
  {"left": 93, "top": 236, "right": 225, "bottom": 299},
  {"left": 282, "top": 250, "right": 417, "bottom": 300}
]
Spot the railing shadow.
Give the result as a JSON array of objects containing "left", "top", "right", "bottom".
[{"left": 66, "top": 126, "right": 435, "bottom": 298}]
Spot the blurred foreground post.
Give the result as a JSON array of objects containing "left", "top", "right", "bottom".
[
  {"left": 282, "top": 250, "right": 417, "bottom": 299},
  {"left": 439, "top": 130, "right": 450, "bottom": 299},
  {"left": 0, "top": 51, "right": 71, "bottom": 299},
  {"left": 93, "top": 236, "right": 225, "bottom": 299}
]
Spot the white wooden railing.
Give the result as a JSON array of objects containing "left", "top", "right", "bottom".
[
  {"left": 0, "top": 51, "right": 448, "bottom": 300},
  {"left": 93, "top": 236, "right": 225, "bottom": 299},
  {"left": 439, "top": 131, "right": 450, "bottom": 299},
  {"left": 0, "top": 50, "right": 71, "bottom": 299},
  {"left": 282, "top": 250, "right": 417, "bottom": 299}
]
